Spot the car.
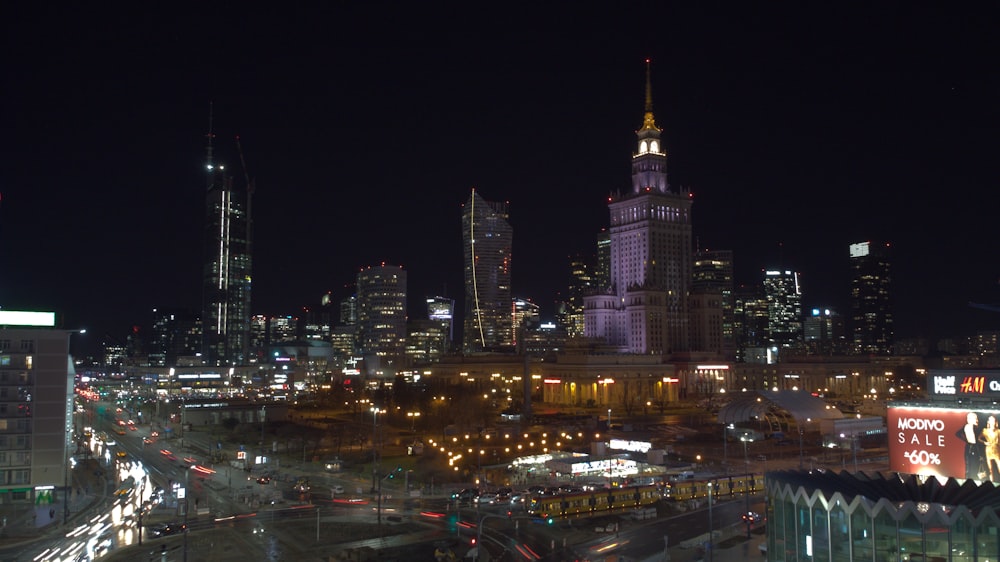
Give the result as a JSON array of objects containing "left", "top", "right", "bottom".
[
  {"left": 331, "top": 485, "right": 345, "bottom": 495},
  {"left": 474, "top": 492, "right": 498, "bottom": 504},
  {"left": 509, "top": 492, "right": 528, "bottom": 504},
  {"left": 451, "top": 488, "right": 479, "bottom": 502},
  {"left": 115, "top": 450, "right": 127, "bottom": 458},
  {"left": 742, "top": 511, "right": 762, "bottom": 524},
  {"left": 256, "top": 476, "right": 271, "bottom": 485},
  {"left": 149, "top": 523, "right": 187, "bottom": 537},
  {"left": 114, "top": 428, "right": 126, "bottom": 435}
]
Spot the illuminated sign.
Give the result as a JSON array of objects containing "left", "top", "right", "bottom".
[
  {"left": 609, "top": 439, "right": 652, "bottom": 453},
  {"left": 888, "top": 405, "right": 1000, "bottom": 482},
  {"left": 0, "top": 310, "right": 56, "bottom": 327},
  {"left": 849, "top": 242, "right": 870, "bottom": 258},
  {"left": 543, "top": 379, "right": 561, "bottom": 384},
  {"left": 929, "top": 370, "right": 1000, "bottom": 397},
  {"left": 569, "top": 458, "right": 637, "bottom": 476}
]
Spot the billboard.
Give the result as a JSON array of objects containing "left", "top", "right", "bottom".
[
  {"left": 888, "top": 405, "right": 1000, "bottom": 482},
  {"left": 928, "top": 370, "right": 1000, "bottom": 399}
]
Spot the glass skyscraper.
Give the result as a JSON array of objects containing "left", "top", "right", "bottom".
[{"left": 461, "top": 189, "right": 513, "bottom": 353}]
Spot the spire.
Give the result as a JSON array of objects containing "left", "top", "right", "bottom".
[
  {"left": 640, "top": 58, "right": 658, "bottom": 132},
  {"left": 206, "top": 102, "right": 216, "bottom": 189}
]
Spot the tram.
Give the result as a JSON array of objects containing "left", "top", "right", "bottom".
[
  {"left": 526, "top": 484, "right": 664, "bottom": 519},
  {"left": 663, "top": 473, "right": 758, "bottom": 502}
]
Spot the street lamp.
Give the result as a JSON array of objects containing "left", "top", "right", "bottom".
[
  {"left": 182, "top": 464, "right": 195, "bottom": 562},
  {"left": 707, "top": 482, "right": 714, "bottom": 562},
  {"left": 740, "top": 436, "right": 753, "bottom": 539},
  {"left": 407, "top": 411, "right": 420, "bottom": 432},
  {"left": 370, "top": 407, "right": 381, "bottom": 494},
  {"left": 798, "top": 417, "right": 811, "bottom": 469}
]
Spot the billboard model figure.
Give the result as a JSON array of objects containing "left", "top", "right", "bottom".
[
  {"left": 980, "top": 415, "right": 1000, "bottom": 482},
  {"left": 958, "top": 412, "right": 983, "bottom": 479}
]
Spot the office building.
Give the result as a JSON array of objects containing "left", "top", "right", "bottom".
[
  {"left": 148, "top": 307, "right": 200, "bottom": 367},
  {"left": 0, "top": 311, "right": 74, "bottom": 513},
  {"left": 426, "top": 296, "right": 455, "bottom": 351},
  {"left": 692, "top": 249, "right": 735, "bottom": 358},
  {"left": 733, "top": 284, "right": 771, "bottom": 363},
  {"left": 200, "top": 126, "right": 253, "bottom": 366},
  {"left": 849, "top": 241, "right": 893, "bottom": 355},
  {"left": 584, "top": 61, "right": 693, "bottom": 354},
  {"left": 461, "top": 188, "right": 513, "bottom": 353},
  {"left": 561, "top": 254, "right": 595, "bottom": 338},
  {"left": 803, "top": 307, "right": 847, "bottom": 356},
  {"left": 356, "top": 264, "right": 407, "bottom": 362},
  {"left": 764, "top": 270, "right": 802, "bottom": 349}
]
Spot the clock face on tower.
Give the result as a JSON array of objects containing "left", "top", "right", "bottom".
[
  {"left": 639, "top": 140, "right": 648, "bottom": 154},
  {"left": 650, "top": 140, "right": 659, "bottom": 153}
]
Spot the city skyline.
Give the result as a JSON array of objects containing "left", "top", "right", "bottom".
[{"left": 1, "top": 5, "right": 997, "bottom": 356}]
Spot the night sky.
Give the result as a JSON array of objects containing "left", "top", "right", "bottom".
[{"left": 2, "top": 5, "right": 998, "bottom": 356}]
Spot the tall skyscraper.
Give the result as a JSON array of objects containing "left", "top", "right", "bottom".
[
  {"left": 584, "top": 60, "right": 693, "bottom": 354},
  {"left": 562, "top": 254, "right": 595, "bottom": 338},
  {"left": 763, "top": 269, "right": 803, "bottom": 349},
  {"left": 804, "top": 307, "right": 847, "bottom": 356},
  {"left": 850, "top": 241, "right": 893, "bottom": 355},
  {"left": 733, "top": 283, "right": 770, "bottom": 362},
  {"left": 461, "top": 188, "right": 513, "bottom": 353},
  {"left": 149, "top": 307, "right": 201, "bottom": 366},
  {"left": 201, "top": 117, "right": 253, "bottom": 366},
  {"left": 356, "top": 264, "right": 407, "bottom": 361},
  {"left": 426, "top": 296, "right": 455, "bottom": 350},
  {"left": 595, "top": 230, "right": 611, "bottom": 291},
  {"left": 692, "top": 249, "right": 735, "bottom": 358}
]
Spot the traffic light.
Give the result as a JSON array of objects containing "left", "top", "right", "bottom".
[
  {"left": 546, "top": 515, "right": 554, "bottom": 525},
  {"left": 470, "top": 537, "right": 477, "bottom": 545}
]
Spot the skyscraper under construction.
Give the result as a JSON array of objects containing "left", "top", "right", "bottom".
[{"left": 201, "top": 113, "right": 253, "bottom": 366}]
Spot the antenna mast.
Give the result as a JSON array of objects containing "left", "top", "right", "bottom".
[{"left": 206, "top": 102, "right": 216, "bottom": 190}]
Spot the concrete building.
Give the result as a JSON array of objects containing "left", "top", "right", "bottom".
[
  {"left": 0, "top": 311, "right": 75, "bottom": 513},
  {"left": 584, "top": 60, "right": 693, "bottom": 355}
]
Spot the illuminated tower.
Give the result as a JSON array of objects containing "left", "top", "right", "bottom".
[
  {"left": 356, "top": 264, "right": 408, "bottom": 360},
  {"left": 764, "top": 269, "right": 803, "bottom": 349},
  {"left": 584, "top": 60, "right": 693, "bottom": 354},
  {"left": 461, "top": 188, "right": 513, "bottom": 353},
  {"left": 201, "top": 110, "right": 253, "bottom": 366},
  {"left": 692, "top": 249, "right": 735, "bottom": 358},
  {"left": 850, "top": 241, "right": 893, "bottom": 355}
]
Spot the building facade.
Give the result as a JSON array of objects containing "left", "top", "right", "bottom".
[
  {"left": 461, "top": 188, "right": 514, "bottom": 353},
  {"left": 356, "top": 264, "right": 408, "bottom": 364},
  {"left": 0, "top": 314, "right": 74, "bottom": 511},
  {"left": 584, "top": 61, "right": 693, "bottom": 355},
  {"left": 764, "top": 270, "right": 803, "bottom": 350},
  {"left": 692, "top": 249, "right": 735, "bottom": 358},
  {"left": 201, "top": 131, "right": 253, "bottom": 366},
  {"left": 850, "top": 241, "right": 893, "bottom": 355}
]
